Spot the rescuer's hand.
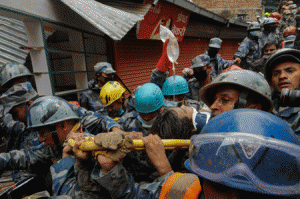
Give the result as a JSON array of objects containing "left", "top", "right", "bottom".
[
  {"left": 94, "top": 135, "right": 133, "bottom": 162},
  {"left": 143, "top": 134, "right": 172, "bottom": 176}
]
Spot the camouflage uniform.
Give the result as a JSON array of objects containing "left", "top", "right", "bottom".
[
  {"left": 118, "top": 111, "right": 149, "bottom": 136},
  {"left": 204, "top": 50, "right": 235, "bottom": 80},
  {"left": 72, "top": 109, "right": 209, "bottom": 197},
  {"left": 186, "top": 77, "right": 206, "bottom": 103},
  {"left": 233, "top": 37, "right": 262, "bottom": 70},
  {"left": 258, "top": 30, "right": 280, "bottom": 50},
  {"left": 250, "top": 55, "right": 271, "bottom": 73},
  {"left": 271, "top": 91, "right": 300, "bottom": 141},
  {"left": 91, "top": 163, "right": 172, "bottom": 199},
  {"left": 78, "top": 79, "right": 105, "bottom": 113},
  {"left": 0, "top": 116, "right": 116, "bottom": 198},
  {"left": 72, "top": 105, "right": 123, "bottom": 134},
  {"left": 0, "top": 82, "right": 41, "bottom": 183},
  {"left": 0, "top": 101, "right": 121, "bottom": 197},
  {"left": 0, "top": 142, "right": 84, "bottom": 197}
]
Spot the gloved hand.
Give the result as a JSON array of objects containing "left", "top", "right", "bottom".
[
  {"left": 156, "top": 39, "right": 172, "bottom": 72},
  {"left": 125, "top": 131, "right": 143, "bottom": 139},
  {"left": 94, "top": 135, "right": 133, "bottom": 162},
  {"left": 94, "top": 131, "right": 125, "bottom": 150}
]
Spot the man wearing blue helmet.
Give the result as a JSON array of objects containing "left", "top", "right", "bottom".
[
  {"left": 0, "top": 96, "right": 124, "bottom": 198},
  {"left": 84, "top": 109, "right": 300, "bottom": 199},
  {"left": 0, "top": 62, "right": 42, "bottom": 188},
  {"left": 199, "top": 69, "right": 273, "bottom": 119}
]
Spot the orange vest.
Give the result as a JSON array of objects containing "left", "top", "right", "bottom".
[{"left": 159, "top": 172, "right": 201, "bottom": 199}]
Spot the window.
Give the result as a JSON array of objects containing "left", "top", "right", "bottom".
[{"left": 43, "top": 22, "right": 110, "bottom": 101}]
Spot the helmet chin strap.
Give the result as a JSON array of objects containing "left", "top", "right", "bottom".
[
  {"left": 51, "top": 130, "right": 63, "bottom": 152},
  {"left": 25, "top": 102, "right": 32, "bottom": 127},
  {"left": 234, "top": 91, "right": 248, "bottom": 109}
]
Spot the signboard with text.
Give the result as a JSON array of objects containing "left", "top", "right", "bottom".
[{"left": 137, "top": 0, "right": 191, "bottom": 42}]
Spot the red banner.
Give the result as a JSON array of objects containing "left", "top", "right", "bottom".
[{"left": 137, "top": 0, "right": 191, "bottom": 42}]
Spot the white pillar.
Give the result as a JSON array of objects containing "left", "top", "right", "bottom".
[
  {"left": 23, "top": 19, "right": 53, "bottom": 96},
  {"left": 68, "top": 31, "right": 88, "bottom": 99}
]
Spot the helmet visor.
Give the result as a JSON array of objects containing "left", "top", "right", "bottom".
[{"left": 188, "top": 133, "right": 300, "bottom": 195}]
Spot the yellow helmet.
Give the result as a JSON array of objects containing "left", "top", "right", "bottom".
[{"left": 100, "top": 81, "right": 126, "bottom": 107}]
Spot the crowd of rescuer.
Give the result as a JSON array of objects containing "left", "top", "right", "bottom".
[
  {"left": 68, "top": 67, "right": 297, "bottom": 198},
  {"left": 0, "top": 62, "right": 46, "bottom": 190},
  {"left": 88, "top": 108, "right": 300, "bottom": 199},
  {"left": 0, "top": 95, "right": 126, "bottom": 198},
  {"left": 61, "top": 68, "right": 275, "bottom": 199},
  {"left": 3, "top": 4, "right": 300, "bottom": 197}
]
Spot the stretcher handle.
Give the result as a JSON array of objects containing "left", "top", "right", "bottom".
[{"left": 68, "top": 137, "right": 190, "bottom": 151}]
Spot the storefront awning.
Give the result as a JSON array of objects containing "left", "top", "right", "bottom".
[{"left": 61, "top": 0, "right": 152, "bottom": 40}]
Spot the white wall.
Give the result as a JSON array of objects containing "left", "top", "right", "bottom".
[{"left": 0, "top": 0, "right": 103, "bottom": 35}]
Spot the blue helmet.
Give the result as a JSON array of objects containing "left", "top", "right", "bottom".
[
  {"left": 0, "top": 62, "right": 33, "bottom": 87},
  {"left": 186, "top": 109, "right": 300, "bottom": 196},
  {"left": 27, "top": 96, "right": 80, "bottom": 128},
  {"left": 135, "top": 83, "right": 164, "bottom": 113},
  {"left": 162, "top": 76, "right": 189, "bottom": 96}
]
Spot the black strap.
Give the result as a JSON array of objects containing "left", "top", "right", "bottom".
[
  {"left": 51, "top": 131, "right": 63, "bottom": 152},
  {"left": 234, "top": 92, "right": 248, "bottom": 109},
  {"left": 115, "top": 74, "right": 132, "bottom": 94}
]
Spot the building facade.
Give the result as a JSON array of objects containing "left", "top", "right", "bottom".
[
  {"left": 0, "top": 0, "right": 247, "bottom": 101},
  {"left": 193, "top": 0, "right": 264, "bottom": 22}
]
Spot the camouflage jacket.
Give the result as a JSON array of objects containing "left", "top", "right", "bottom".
[
  {"left": 272, "top": 92, "right": 300, "bottom": 141},
  {"left": 78, "top": 79, "right": 105, "bottom": 112},
  {"left": 118, "top": 111, "right": 150, "bottom": 136},
  {"left": 0, "top": 143, "right": 83, "bottom": 197},
  {"left": 204, "top": 50, "right": 235, "bottom": 80},
  {"left": 186, "top": 77, "right": 206, "bottom": 102},
  {"left": 149, "top": 68, "right": 169, "bottom": 89},
  {"left": 250, "top": 55, "right": 271, "bottom": 73},
  {"left": 233, "top": 37, "right": 262, "bottom": 70},
  {"left": 1, "top": 105, "right": 121, "bottom": 196},
  {"left": 91, "top": 163, "right": 173, "bottom": 199},
  {"left": 72, "top": 105, "right": 123, "bottom": 134},
  {"left": 258, "top": 30, "right": 280, "bottom": 50}
]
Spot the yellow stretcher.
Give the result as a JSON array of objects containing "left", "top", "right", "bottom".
[{"left": 68, "top": 137, "right": 190, "bottom": 151}]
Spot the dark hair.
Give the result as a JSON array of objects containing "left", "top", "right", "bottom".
[
  {"left": 263, "top": 39, "right": 279, "bottom": 52},
  {"left": 150, "top": 109, "right": 195, "bottom": 139}
]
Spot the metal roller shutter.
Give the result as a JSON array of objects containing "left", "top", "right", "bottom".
[
  {"left": 116, "top": 37, "right": 243, "bottom": 97},
  {"left": 218, "top": 39, "right": 242, "bottom": 60},
  {"left": 115, "top": 38, "right": 162, "bottom": 96}
]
